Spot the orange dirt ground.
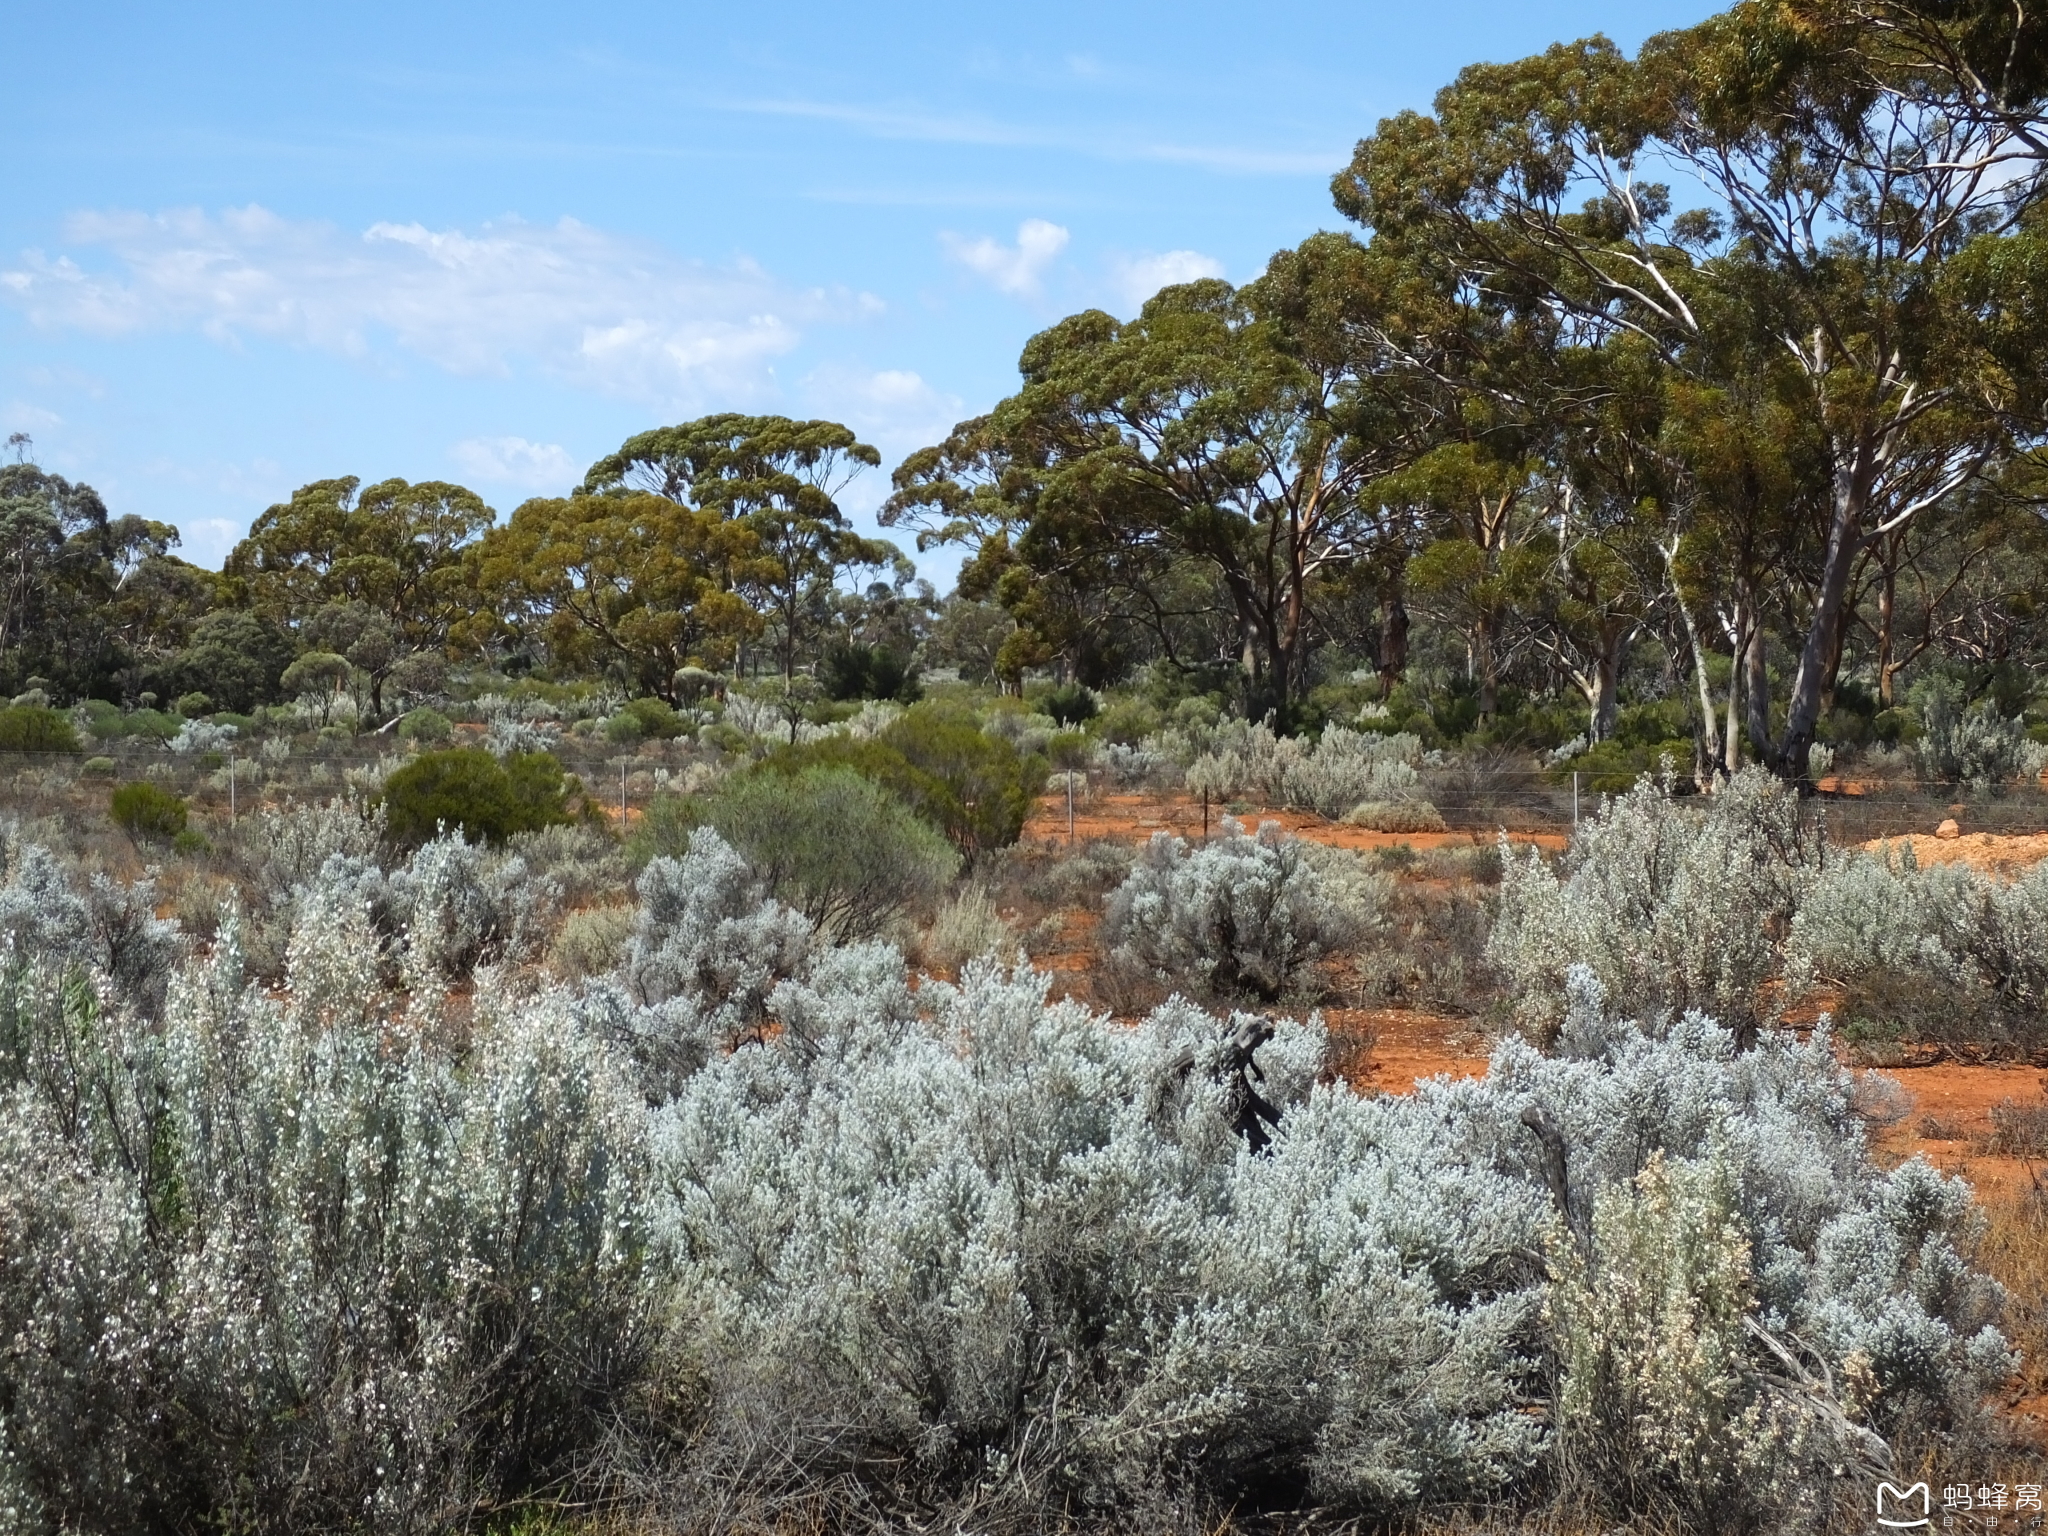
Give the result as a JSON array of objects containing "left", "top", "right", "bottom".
[
  {"left": 1022, "top": 788, "right": 1567, "bottom": 854},
  {"left": 1017, "top": 786, "right": 2048, "bottom": 1445},
  {"left": 1863, "top": 830, "right": 2048, "bottom": 876}
]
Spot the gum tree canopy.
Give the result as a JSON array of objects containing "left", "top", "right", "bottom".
[
  {"left": 886, "top": 237, "right": 1423, "bottom": 724},
  {"left": 583, "top": 414, "right": 900, "bottom": 682},
  {"left": 1335, "top": 0, "right": 2048, "bottom": 779}
]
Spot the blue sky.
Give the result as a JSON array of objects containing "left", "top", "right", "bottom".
[{"left": 4, "top": 0, "right": 1714, "bottom": 583}]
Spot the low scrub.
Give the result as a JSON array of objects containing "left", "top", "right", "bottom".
[
  {"left": 0, "top": 833, "right": 2015, "bottom": 1534},
  {"left": 109, "top": 779, "right": 189, "bottom": 841},
  {"left": 378, "top": 746, "right": 579, "bottom": 846},
  {"left": 704, "top": 763, "right": 959, "bottom": 942},
  {"left": 1103, "top": 819, "right": 1363, "bottom": 1002}
]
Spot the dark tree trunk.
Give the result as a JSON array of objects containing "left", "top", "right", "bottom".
[{"left": 1377, "top": 587, "right": 1409, "bottom": 699}]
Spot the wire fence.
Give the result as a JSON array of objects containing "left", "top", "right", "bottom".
[{"left": 4, "top": 743, "right": 2046, "bottom": 846}]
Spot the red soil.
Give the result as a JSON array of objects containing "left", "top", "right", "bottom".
[
  {"left": 1023, "top": 789, "right": 1566, "bottom": 854},
  {"left": 1862, "top": 830, "right": 2048, "bottom": 876}
]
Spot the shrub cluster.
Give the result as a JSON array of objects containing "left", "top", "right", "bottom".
[
  {"left": 378, "top": 746, "right": 579, "bottom": 846},
  {"left": 0, "top": 824, "right": 2019, "bottom": 1534},
  {"left": 1102, "top": 819, "right": 1367, "bottom": 1002},
  {"left": 1181, "top": 719, "right": 1426, "bottom": 818}
]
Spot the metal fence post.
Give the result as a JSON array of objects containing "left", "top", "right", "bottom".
[{"left": 1572, "top": 771, "right": 1580, "bottom": 831}]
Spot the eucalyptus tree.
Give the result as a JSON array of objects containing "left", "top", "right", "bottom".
[
  {"left": 225, "top": 477, "right": 494, "bottom": 715},
  {"left": 465, "top": 491, "right": 762, "bottom": 698},
  {"left": 887, "top": 234, "right": 1424, "bottom": 724},
  {"left": 582, "top": 414, "right": 899, "bottom": 681},
  {"left": 1337, "top": 0, "right": 2048, "bottom": 778}
]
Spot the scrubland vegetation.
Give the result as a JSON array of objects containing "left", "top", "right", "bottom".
[{"left": 14, "top": 0, "right": 2048, "bottom": 1529}]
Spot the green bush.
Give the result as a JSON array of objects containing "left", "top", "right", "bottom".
[
  {"left": 704, "top": 765, "right": 959, "bottom": 941},
  {"left": 110, "top": 780, "right": 189, "bottom": 841},
  {"left": 820, "top": 641, "right": 921, "bottom": 703},
  {"left": 750, "top": 707, "right": 1044, "bottom": 854},
  {"left": 379, "top": 748, "right": 577, "bottom": 847},
  {"left": 881, "top": 703, "right": 1045, "bottom": 853},
  {"left": 78, "top": 699, "right": 124, "bottom": 739},
  {"left": 398, "top": 707, "right": 453, "bottom": 743},
  {"left": 1092, "top": 696, "right": 1162, "bottom": 745},
  {"left": 122, "top": 708, "right": 181, "bottom": 744},
  {"left": 1037, "top": 681, "right": 1098, "bottom": 727},
  {"left": 619, "top": 695, "right": 685, "bottom": 739},
  {"left": 81, "top": 756, "right": 117, "bottom": 777},
  {"left": 0, "top": 705, "right": 80, "bottom": 754},
  {"left": 175, "top": 691, "right": 213, "bottom": 718}
]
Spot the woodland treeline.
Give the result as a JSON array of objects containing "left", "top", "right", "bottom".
[{"left": 9, "top": 0, "right": 2048, "bottom": 785}]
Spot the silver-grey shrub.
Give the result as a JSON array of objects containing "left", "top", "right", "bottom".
[
  {"left": 392, "top": 831, "right": 561, "bottom": 985},
  {"left": 1787, "top": 844, "right": 2048, "bottom": 1047},
  {"left": 0, "top": 875, "right": 650, "bottom": 1535},
  {"left": 645, "top": 948, "right": 2004, "bottom": 1524},
  {"left": 1490, "top": 769, "right": 1822, "bottom": 1041},
  {"left": 1182, "top": 720, "right": 1423, "bottom": 817},
  {"left": 1103, "top": 819, "right": 1361, "bottom": 1001}
]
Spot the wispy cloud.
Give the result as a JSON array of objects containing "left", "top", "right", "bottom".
[
  {"left": 450, "top": 435, "right": 579, "bottom": 492},
  {"left": 0, "top": 206, "right": 882, "bottom": 407},
  {"left": 1109, "top": 249, "right": 1226, "bottom": 314},
  {"left": 723, "top": 96, "right": 1340, "bottom": 177},
  {"left": 941, "top": 219, "right": 1070, "bottom": 298}
]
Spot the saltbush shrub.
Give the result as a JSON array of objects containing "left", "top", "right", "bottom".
[
  {"left": 1912, "top": 675, "right": 2033, "bottom": 785},
  {"left": 1343, "top": 798, "right": 1447, "bottom": 833},
  {"left": 0, "top": 705, "right": 79, "bottom": 754},
  {"left": 378, "top": 747, "right": 577, "bottom": 847},
  {"left": 1182, "top": 720, "right": 1423, "bottom": 817},
  {"left": 109, "top": 780, "right": 189, "bottom": 841},
  {"left": 1786, "top": 843, "right": 2048, "bottom": 1050},
  {"left": 1103, "top": 819, "right": 1361, "bottom": 1001},
  {"left": 1490, "top": 770, "right": 1821, "bottom": 1042},
  {"left": 0, "top": 835, "right": 2013, "bottom": 1533}
]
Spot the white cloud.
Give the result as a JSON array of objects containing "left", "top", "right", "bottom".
[
  {"left": 1110, "top": 249, "right": 1226, "bottom": 315},
  {"left": 450, "top": 435, "right": 578, "bottom": 491},
  {"left": 941, "top": 218, "right": 1069, "bottom": 297},
  {"left": 1, "top": 206, "right": 878, "bottom": 407},
  {"left": 801, "top": 365, "right": 963, "bottom": 459}
]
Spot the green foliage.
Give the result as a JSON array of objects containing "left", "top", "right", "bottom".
[
  {"left": 110, "top": 780, "right": 189, "bottom": 841},
  {"left": 703, "top": 765, "right": 959, "bottom": 941},
  {"left": 1553, "top": 738, "right": 1692, "bottom": 795},
  {"left": 153, "top": 609, "right": 295, "bottom": 715},
  {"left": 174, "top": 691, "right": 212, "bottom": 717},
  {"left": 1091, "top": 695, "right": 1162, "bottom": 745},
  {"left": 0, "top": 705, "right": 80, "bottom": 754},
  {"left": 881, "top": 703, "right": 1045, "bottom": 853},
  {"left": 378, "top": 748, "right": 576, "bottom": 847},
  {"left": 606, "top": 695, "right": 684, "bottom": 744},
  {"left": 81, "top": 756, "right": 116, "bottom": 777},
  {"left": 742, "top": 705, "right": 1046, "bottom": 855},
  {"left": 397, "top": 706, "right": 452, "bottom": 743},
  {"left": 1036, "top": 680, "right": 1098, "bottom": 727},
  {"left": 820, "top": 640, "right": 920, "bottom": 702}
]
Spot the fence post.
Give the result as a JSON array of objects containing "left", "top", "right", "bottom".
[
  {"left": 1066, "top": 770, "right": 1074, "bottom": 846},
  {"left": 619, "top": 762, "right": 627, "bottom": 825},
  {"left": 228, "top": 753, "right": 235, "bottom": 826},
  {"left": 1572, "top": 771, "right": 1579, "bottom": 831},
  {"left": 1202, "top": 789, "right": 1209, "bottom": 843}
]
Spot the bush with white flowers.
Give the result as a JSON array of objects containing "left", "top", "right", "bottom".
[{"left": 0, "top": 826, "right": 2015, "bottom": 1533}]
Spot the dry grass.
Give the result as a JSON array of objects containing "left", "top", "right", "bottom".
[{"left": 1982, "top": 1172, "right": 2048, "bottom": 1414}]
